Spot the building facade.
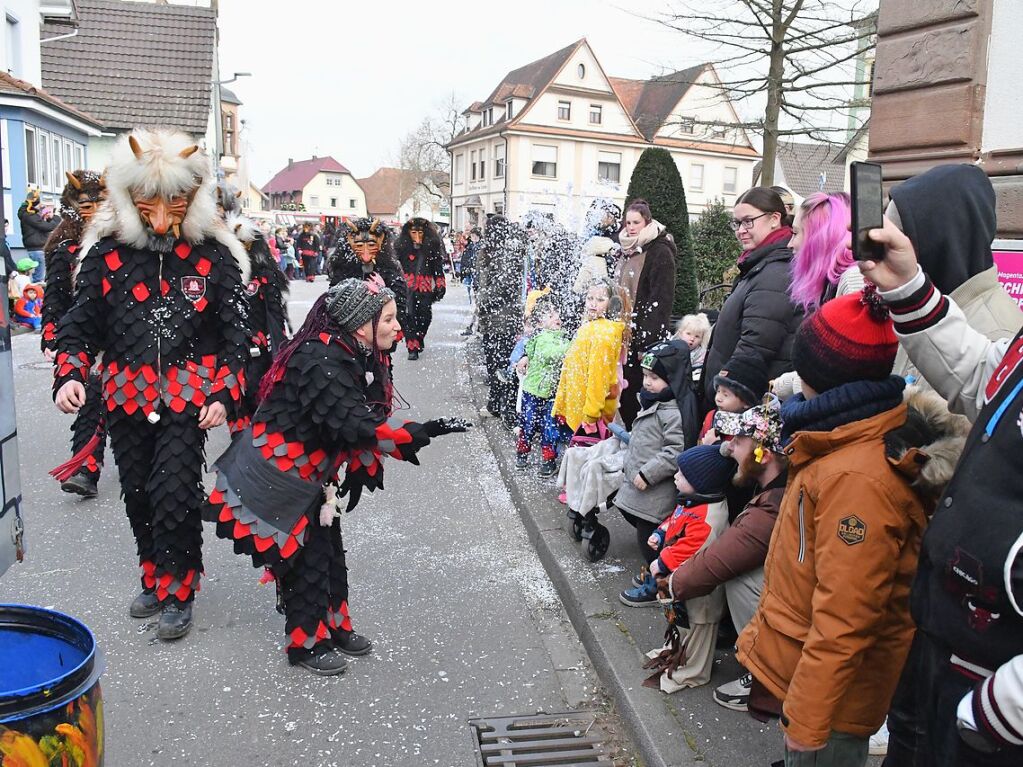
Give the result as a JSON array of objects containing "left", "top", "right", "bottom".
[
  {"left": 262, "top": 156, "right": 367, "bottom": 219},
  {"left": 447, "top": 39, "right": 759, "bottom": 228},
  {"left": 1, "top": 0, "right": 101, "bottom": 253},
  {"left": 358, "top": 167, "right": 449, "bottom": 226}
]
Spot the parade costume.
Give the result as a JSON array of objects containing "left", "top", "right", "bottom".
[
  {"left": 53, "top": 129, "right": 252, "bottom": 640},
  {"left": 206, "top": 278, "right": 466, "bottom": 675},
  {"left": 13, "top": 285, "right": 42, "bottom": 329},
  {"left": 42, "top": 171, "right": 108, "bottom": 498},
  {"left": 223, "top": 210, "right": 290, "bottom": 433},
  {"left": 326, "top": 217, "right": 409, "bottom": 322},
  {"left": 295, "top": 225, "right": 321, "bottom": 282},
  {"left": 395, "top": 217, "right": 445, "bottom": 360}
]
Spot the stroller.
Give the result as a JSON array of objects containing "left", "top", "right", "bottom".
[{"left": 563, "top": 421, "right": 616, "bottom": 561}]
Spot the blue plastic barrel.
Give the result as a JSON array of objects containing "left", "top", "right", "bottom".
[{"left": 0, "top": 604, "right": 105, "bottom": 765}]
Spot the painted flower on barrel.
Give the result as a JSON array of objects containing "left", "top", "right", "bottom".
[{"left": 0, "top": 695, "right": 102, "bottom": 767}]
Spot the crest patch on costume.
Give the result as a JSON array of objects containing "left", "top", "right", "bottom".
[
  {"left": 181, "top": 276, "right": 207, "bottom": 303},
  {"left": 837, "top": 515, "right": 866, "bottom": 546},
  {"left": 245, "top": 279, "right": 259, "bottom": 297}
]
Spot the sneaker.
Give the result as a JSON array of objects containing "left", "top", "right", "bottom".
[
  {"left": 515, "top": 453, "right": 529, "bottom": 470},
  {"left": 538, "top": 459, "right": 557, "bottom": 477},
  {"left": 630, "top": 571, "right": 647, "bottom": 588},
  {"left": 129, "top": 590, "right": 162, "bottom": 618},
  {"left": 869, "top": 722, "right": 889, "bottom": 756},
  {"left": 295, "top": 647, "right": 349, "bottom": 676},
  {"left": 713, "top": 672, "right": 752, "bottom": 712},
  {"left": 618, "top": 580, "right": 659, "bottom": 608}
]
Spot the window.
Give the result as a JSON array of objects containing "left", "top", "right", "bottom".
[
  {"left": 479, "top": 156, "right": 486, "bottom": 180},
  {"left": 712, "top": 126, "right": 727, "bottom": 139},
  {"left": 494, "top": 202, "right": 504, "bottom": 215},
  {"left": 679, "top": 117, "right": 695, "bottom": 135},
  {"left": 577, "top": 63, "right": 585, "bottom": 79},
  {"left": 723, "top": 167, "right": 738, "bottom": 195},
  {"left": 225, "top": 114, "right": 233, "bottom": 131},
  {"left": 597, "top": 151, "right": 621, "bottom": 183},
  {"left": 64, "top": 138, "right": 73, "bottom": 175},
  {"left": 506, "top": 101, "right": 514, "bottom": 120},
  {"left": 5, "top": 15, "right": 21, "bottom": 78},
  {"left": 1, "top": 121, "right": 9, "bottom": 188},
  {"left": 309, "top": 195, "right": 319, "bottom": 207},
  {"left": 330, "top": 197, "right": 337, "bottom": 208},
  {"left": 37, "top": 129, "right": 50, "bottom": 190},
  {"left": 349, "top": 199, "right": 356, "bottom": 208},
  {"left": 494, "top": 143, "right": 505, "bottom": 178},
  {"left": 24, "top": 126, "right": 36, "bottom": 185},
  {"left": 52, "top": 135, "right": 63, "bottom": 187},
  {"left": 470, "top": 150, "right": 477, "bottom": 181},
  {"left": 690, "top": 163, "right": 704, "bottom": 191},
  {"left": 74, "top": 143, "right": 84, "bottom": 170},
  {"left": 482, "top": 109, "right": 491, "bottom": 127},
  {"left": 531, "top": 144, "right": 557, "bottom": 178},
  {"left": 454, "top": 153, "right": 464, "bottom": 183},
  {"left": 557, "top": 100, "right": 571, "bottom": 121},
  {"left": 589, "top": 104, "right": 602, "bottom": 125}
]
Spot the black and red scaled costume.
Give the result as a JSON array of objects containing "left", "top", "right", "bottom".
[
  {"left": 43, "top": 240, "right": 107, "bottom": 483},
  {"left": 207, "top": 331, "right": 435, "bottom": 660},
  {"left": 226, "top": 214, "right": 290, "bottom": 434},
  {"left": 55, "top": 237, "right": 251, "bottom": 606},
  {"left": 327, "top": 217, "right": 408, "bottom": 321},
  {"left": 394, "top": 218, "right": 446, "bottom": 354}
]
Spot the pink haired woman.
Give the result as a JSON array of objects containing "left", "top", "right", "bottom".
[{"left": 772, "top": 192, "right": 866, "bottom": 400}]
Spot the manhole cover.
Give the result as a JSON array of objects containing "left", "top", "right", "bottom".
[
  {"left": 469, "top": 712, "right": 613, "bottom": 766},
  {"left": 19, "top": 361, "right": 53, "bottom": 370}
]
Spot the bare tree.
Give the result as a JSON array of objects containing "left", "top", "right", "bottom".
[
  {"left": 656, "top": 0, "right": 877, "bottom": 186},
  {"left": 395, "top": 93, "right": 467, "bottom": 214}
]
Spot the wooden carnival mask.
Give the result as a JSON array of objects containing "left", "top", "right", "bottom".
[{"left": 348, "top": 219, "right": 385, "bottom": 265}]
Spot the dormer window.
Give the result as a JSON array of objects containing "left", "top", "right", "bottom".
[
  {"left": 506, "top": 101, "right": 514, "bottom": 120},
  {"left": 577, "top": 63, "right": 585, "bottom": 79}
]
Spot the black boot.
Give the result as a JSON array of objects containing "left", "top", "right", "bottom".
[
  {"left": 408, "top": 350, "right": 420, "bottom": 361},
  {"left": 157, "top": 602, "right": 193, "bottom": 640},
  {"left": 129, "top": 590, "right": 161, "bottom": 618},
  {"left": 538, "top": 458, "right": 558, "bottom": 477},
  {"left": 61, "top": 471, "right": 98, "bottom": 499},
  {"left": 333, "top": 629, "right": 373, "bottom": 656},
  {"left": 294, "top": 646, "right": 349, "bottom": 676},
  {"left": 515, "top": 453, "right": 529, "bottom": 470}
]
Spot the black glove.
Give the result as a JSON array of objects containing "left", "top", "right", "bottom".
[
  {"left": 423, "top": 417, "right": 472, "bottom": 437},
  {"left": 433, "top": 286, "right": 446, "bottom": 302}
]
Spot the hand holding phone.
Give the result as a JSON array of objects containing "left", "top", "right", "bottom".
[{"left": 850, "top": 161, "right": 886, "bottom": 263}]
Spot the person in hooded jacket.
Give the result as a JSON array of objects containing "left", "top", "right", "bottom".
[
  {"left": 616, "top": 199, "right": 678, "bottom": 427},
  {"left": 887, "top": 164, "right": 1022, "bottom": 388},
  {"left": 702, "top": 187, "right": 803, "bottom": 408}
]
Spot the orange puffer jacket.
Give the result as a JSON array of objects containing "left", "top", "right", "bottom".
[{"left": 737, "top": 403, "right": 928, "bottom": 748}]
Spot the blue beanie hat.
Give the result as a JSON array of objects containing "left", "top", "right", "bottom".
[{"left": 675, "top": 444, "right": 736, "bottom": 495}]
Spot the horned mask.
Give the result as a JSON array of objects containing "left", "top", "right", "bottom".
[{"left": 347, "top": 218, "right": 386, "bottom": 265}]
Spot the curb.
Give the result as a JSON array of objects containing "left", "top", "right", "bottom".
[{"left": 467, "top": 374, "right": 700, "bottom": 767}]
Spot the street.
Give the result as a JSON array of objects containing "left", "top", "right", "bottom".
[{"left": 1, "top": 280, "right": 631, "bottom": 766}]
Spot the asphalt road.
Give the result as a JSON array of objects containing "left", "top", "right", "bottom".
[{"left": 2, "top": 279, "right": 629, "bottom": 766}]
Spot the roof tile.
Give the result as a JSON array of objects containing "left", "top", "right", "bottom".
[{"left": 262, "top": 157, "right": 351, "bottom": 194}]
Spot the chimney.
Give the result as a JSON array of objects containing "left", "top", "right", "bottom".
[
  {"left": 287, "top": 158, "right": 293, "bottom": 167},
  {"left": 311, "top": 154, "right": 317, "bottom": 160}
]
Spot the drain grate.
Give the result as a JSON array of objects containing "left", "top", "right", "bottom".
[{"left": 469, "top": 712, "right": 613, "bottom": 766}]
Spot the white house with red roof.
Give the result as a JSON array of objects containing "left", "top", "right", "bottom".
[
  {"left": 261, "top": 155, "right": 367, "bottom": 218},
  {"left": 447, "top": 38, "right": 760, "bottom": 227}
]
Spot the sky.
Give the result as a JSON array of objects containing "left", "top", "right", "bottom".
[{"left": 217, "top": 0, "right": 728, "bottom": 187}]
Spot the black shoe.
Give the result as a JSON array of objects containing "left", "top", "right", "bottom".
[
  {"left": 515, "top": 453, "right": 529, "bottom": 470},
  {"left": 408, "top": 351, "right": 420, "bottom": 361},
  {"left": 157, "top": 603, "right": 193, "bottom": 640},
  {"left": 460, "top": 327, "right": 473, "bottom": 337},
  {"left": 333, "top": 630, "right": 373, "bottom": 656},
  {"left": 129, "top": 590, "right": 162, "bottom": 618},
  {"left": 295, "top": 647, "right": 349, "bottom": 676},
  {"left": 538, "top": 459, "right": 557, "bottom": 477},
  {"left": 502, "top": 413, "right": 517, "bottom": 431},
  {"left": 61, "top": 472, "right": 98, "bottom": 498}
]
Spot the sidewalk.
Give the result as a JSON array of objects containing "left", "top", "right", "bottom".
[{"left": 464, "top": 342, "right": 782, "bottom": 767}]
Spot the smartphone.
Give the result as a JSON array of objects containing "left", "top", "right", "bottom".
[{"left": 850, "top": 161, "right": 886, "bottom": 262}]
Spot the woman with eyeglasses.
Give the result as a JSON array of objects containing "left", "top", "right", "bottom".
[{"left": 700, "top": 187, "right": 803, "bottom": 407}]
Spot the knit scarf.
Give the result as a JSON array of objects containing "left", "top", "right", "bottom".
[
  {"left": 619, "top": 219, "right": 665, "bottom": 257},
  {"left": 780, "top": 375, "right": 905, "bottom": 444}
]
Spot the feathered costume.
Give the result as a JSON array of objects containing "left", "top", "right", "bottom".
[
  {"left": 224, "top": 211, "right": 290, "bottom": 433},
  {"left": 206, "top": 279, "right": 464, "bottom": 668},
  {"left": 394, "top": 217, "right": 446, "bottom": 356},
  {"left": 53, "top": 129, "right": 252, "bottom": 614},
  {"left": 42, "top": 171, "right": 108, "bottom": 495}
]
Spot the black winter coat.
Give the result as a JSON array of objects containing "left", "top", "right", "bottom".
[
  {"left": 627, "top": 231, "right": 677, "bottom": 353},
  {"left": 18, "top": 203, "right": 58, "bottom": 250},
  {"left": 702, "top": 235, "right": 803, "bottom": 404}
]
